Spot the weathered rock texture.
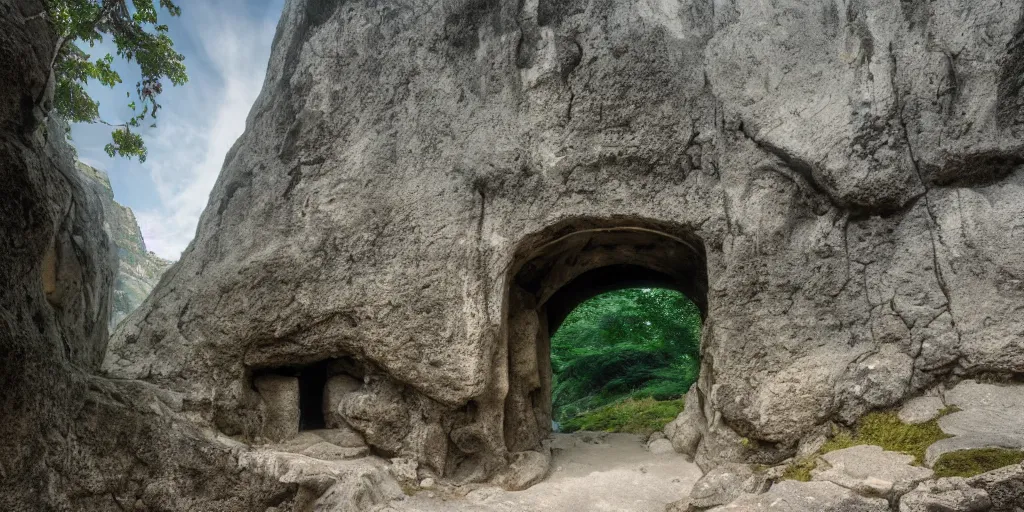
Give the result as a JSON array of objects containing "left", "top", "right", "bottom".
[
  {"left": 76, "top": 161, "right": 173, "bottom": 330},
  {"left": 811, "top": 445, "right": 933, "bottom": 499},
  {"left": 103, "top": 0, "right": 1024, "bottom": 481},
  {"left": 925, "top": 380, "right": 1024, "bottom": 466},
  {"left": 707, "top": 480, "right": 889, "bottom": 512},
  {"left": 899, "top": 463, "right": 1024, "bottom": 512},
  {"left": 0, "top": 1, "right": 300, "bottom": 509}
]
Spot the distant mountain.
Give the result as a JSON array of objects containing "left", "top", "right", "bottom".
[{"left": 76, "top": 162, "right": 172, "bottom": 331}]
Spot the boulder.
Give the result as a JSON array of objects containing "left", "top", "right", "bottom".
[
  {"left": 254, "top": 375, "right": 300, "bottom": 442},
  {"left": 707, "top": 480, "right": 889, "bottom": 512},
  {"left": 944, "top": 381, "right": 1024, "bottom": 411},
  {"left": 893, "top": 463, "right": 1024, "bottom": 512},
  {"left": 967, "top": 463, "right": 1024, "bottom": 511},
  {"left": 387, "top": 457, "right": 419, "bottom": 483},
  {"left": 811, "top": 445, "right": 934, "bottom": 498},
  {"left": 648, "top": 438, "right": 676, "bottom": 456},
  {"left": 493, "top": 450, "right": 551, "bottom": 491},
  {"left": 686, "top": 463, "right": 769, "bottom": 510},
  {"left": 667, "top": 386, "right": 706, "bottom": 459},
  {"left": 339, "top": 377, "right": 412, "bottom": 456},
  {"left": 898, "top": 396, "right": 946, "bottom": 425},
  {"left": 323, "top": 374, "right": 362, "bottom": 429},
  {"left": 899, "top": 478, "right": 992, "bottom": 512},
  {"left": 924, "top": 381, "right": 1024, "bottom": 466}
]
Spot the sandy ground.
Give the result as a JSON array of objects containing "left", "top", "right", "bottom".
[{"left": 382, "top": 432, "right": 703, "bottom": 511}]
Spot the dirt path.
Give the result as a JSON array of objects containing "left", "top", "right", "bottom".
[{"left": 382, "top": 432, "right": 702, "bottom": 511}]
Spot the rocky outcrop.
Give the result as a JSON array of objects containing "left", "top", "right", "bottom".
[
  {"left": 706, "top": 480, "right": 890, "bottom": 512},
  {"left": 811, "top": 445, "right": 933, "bottom": 499},
  {"left": 892, "top": 380, "right": 1024, "bottom": 467},
  {"left": 684, "top": 458, "right": 1023, "bottom": 512},
  {"left": 101, "top": 0, "right": 1024, "bottom": 481},
  {"left": 899, "top": 463, "right": 1024, "bottom": 511},
  {"left": 669, "top": 463, "right": 770, "bottom": 511},
  {"left": 75, "top": 161, "right": 172, "bottom": 331},
  {"left": 0, "top": 1, "right": 299, "bottom": 509}
]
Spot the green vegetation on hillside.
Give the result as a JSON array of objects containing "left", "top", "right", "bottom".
[{"left": 551, "top": 288, "right": 701, "bottom": 433}]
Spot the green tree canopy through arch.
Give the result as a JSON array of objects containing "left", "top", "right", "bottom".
[{"left": 551, "top": 287, "right": 702, "bottom": 431}]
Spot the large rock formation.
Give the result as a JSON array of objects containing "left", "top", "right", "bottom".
[
  {"left": 75, "top": 161, "right": 173, "bottom": 330},
  {"left": 101, "top": 0, "right": 1024, "bottom": 481},
  {"left": 0, "top": 1, "right": 300, "bottom": 509}
]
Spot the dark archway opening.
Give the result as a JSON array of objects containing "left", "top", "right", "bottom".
[
  {"left": 251, "top": 359, "right": 337, "bottom": 434},
  {"left": 502, "top": 219, "right": 708, "bottom": 453},
  {"left": 298, "top": 360, "right": 330, "bottom": 431}
]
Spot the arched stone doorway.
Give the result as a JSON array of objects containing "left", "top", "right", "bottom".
[{"left": 502, "top": 218, "right": 708, "bottom": 453}]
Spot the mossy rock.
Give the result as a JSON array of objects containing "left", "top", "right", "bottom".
[
  {"left": 560, "top": 397, "right": 684, "bottom": 436},
  {"left": 782, "top": 458, "right": 816, "bottom": 482},
  {"left": 820, "top": 411, "right": 951, "bottom": 465},
  {"left": 933, "top": 448, "right": 1024, "bottom": 478},
  {"left": 782, "top": 409, "right": 956, "bottom": 481}
]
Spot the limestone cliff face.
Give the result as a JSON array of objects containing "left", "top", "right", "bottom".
[
  {"left": 104, "top": 0, "right": 1024, "bottom": 479},
  {"left": 0, "top": 1, "right": 296, "bottom": 509},
  {"left": 75, "top": 162, "right": 173, "bottom": 330}
]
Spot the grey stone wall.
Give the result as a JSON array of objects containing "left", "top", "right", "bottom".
[{"left": 103, "top": 0, "right": 1024, "bottom": 478}]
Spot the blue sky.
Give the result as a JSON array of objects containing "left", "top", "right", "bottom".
[{"left": 71, "top": 0, "right": 285, "bottom": 260}]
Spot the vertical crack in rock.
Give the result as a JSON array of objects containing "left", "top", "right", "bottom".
[
  {"left": 844, "top": 215, "right": 876, "bottom": 347},
  {"left": 889, "top": 45, "right": 962, "bottom": 390}
]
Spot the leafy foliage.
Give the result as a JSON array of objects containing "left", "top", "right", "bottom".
[
  {"left": 46, "top": 0, "right": 188, "bottom": 161},
  {"left": 560, "top": 398, "right": 684, "bottom": 436},
  {"left": 551, "top": 288, "right": 702, "bottom": 426}
]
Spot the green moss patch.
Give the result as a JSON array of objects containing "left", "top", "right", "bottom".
[
  {"left": 782, "top": 409, "right": 956, "bottom": 481},
  {"left": 560, "top": 397, "right": 684, "bottom": 436},
  {"left": 782, "top": 458, "right": 816, "bottom": 482},
  {"left": 933, "top": 448, "right": 1024, "bottom": 478},
  {"left": 820, "top": 411, "right": 950, "bottom": 465}
]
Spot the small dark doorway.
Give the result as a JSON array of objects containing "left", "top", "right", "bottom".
[{"left": 298, "top": 360, "right": 330, "bottom": 430}]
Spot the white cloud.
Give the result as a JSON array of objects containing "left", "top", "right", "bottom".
[{"left": 135, "top": 2, "right": 279, "bottom": 260}]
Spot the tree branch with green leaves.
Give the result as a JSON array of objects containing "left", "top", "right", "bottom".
[{"left": 46, "top": 0, "right": 188, "bottom": 162}]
